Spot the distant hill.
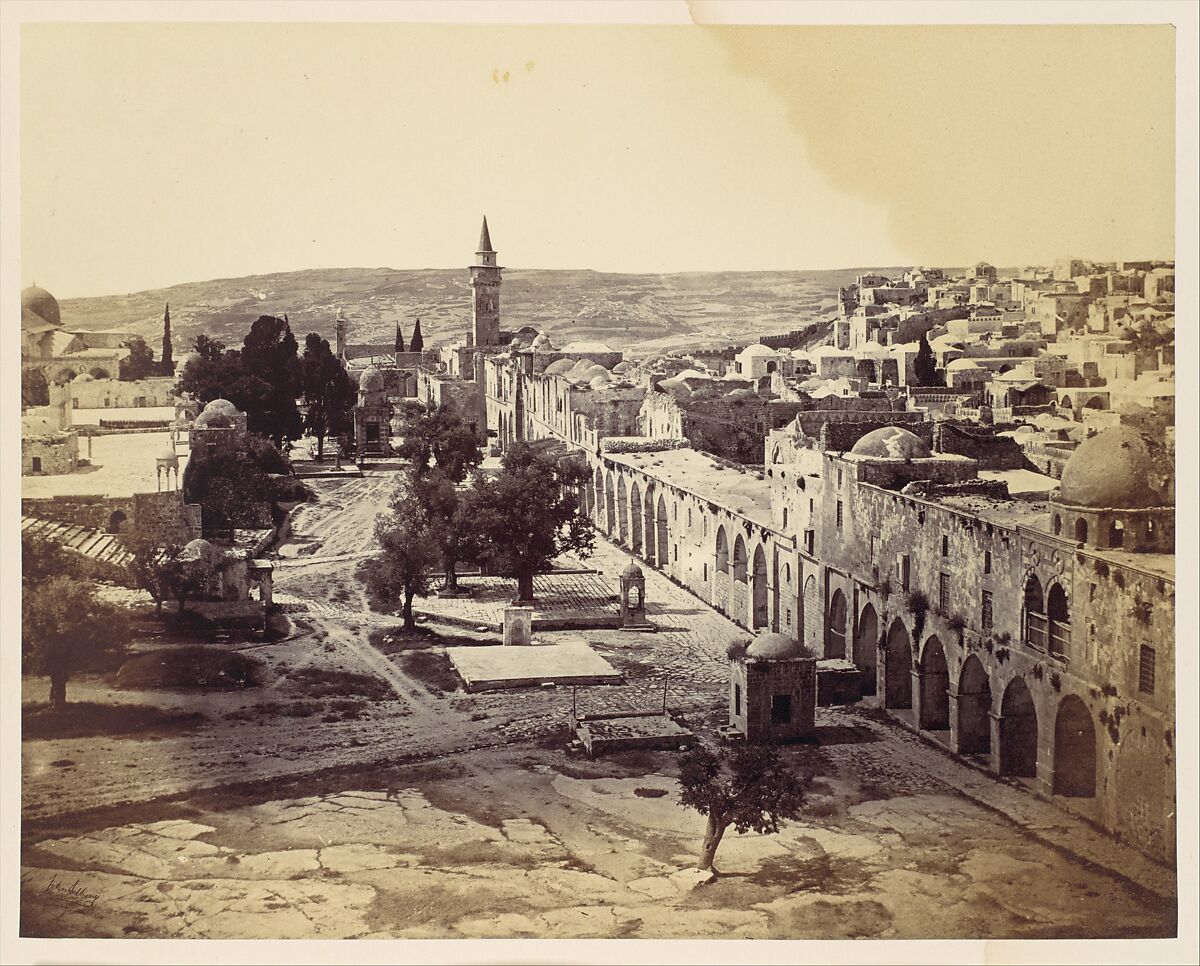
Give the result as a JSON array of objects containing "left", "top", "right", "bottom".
[{"left": 56, "top": 266, "right": 908, "bottom": 356}]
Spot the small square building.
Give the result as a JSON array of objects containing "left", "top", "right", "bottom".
[{"left": 730, "top": 631, "right": 817, "bottom": 743}]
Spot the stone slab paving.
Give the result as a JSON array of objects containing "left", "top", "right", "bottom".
[
  {"left": 446, "top": 641, "right": 623, "bottom": 690},
  {"left": 415, "top": 566, "right": 619, "bottom": 627}
]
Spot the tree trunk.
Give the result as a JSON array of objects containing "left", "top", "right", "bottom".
[
  {"left": 443, "top": 554, "right": 458, "bottom": 592},
  {"left": 515, "top": 571, "right": 535, "bottom": 603},
  {"left": 48, "top": 673, "right": 67, "bottom": 713},
  {"left": 403, "top": 586, "right": 416, "bottom": 630},
  {"left": 698, "top": 814, "right": 728, "bottom": 872},
  {"left": 316, "top": 432, "right": 325, "bottom": 462},
  {"left": 154, "top": 597, "right": 163, "bottom": 617}
]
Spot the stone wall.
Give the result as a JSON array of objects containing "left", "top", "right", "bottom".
[
  {"left": 22, "top": 433, "right": 79, "bottom": 476},
  {"left": 71, "top": 376, "right": 175, "bottom": 409},
  {"left": 132, "top": 491, "right": 204, "bottom": 546},
  {"left": 23, "top": 494, "right": 134, "bottom": 531},
  {"left": 933, "top": 422, "right": 1031, "bottom": 470}
]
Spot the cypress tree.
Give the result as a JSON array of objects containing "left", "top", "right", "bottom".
[
  {"left": 395, "top": 322, "right": 406, "bottom": 354},
  {"left": 409, "top": 317, "right": 424, "bottom": 353},
  {"left": 161, "top": 303, "right": 174, "bottom": 375}
]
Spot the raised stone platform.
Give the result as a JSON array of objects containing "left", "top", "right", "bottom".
[
  {"left": 572, "top": 711, "right": 697, "bottom": 757},
  {"left": 446, "top": 640, "right": 623, "bottom": 692}
]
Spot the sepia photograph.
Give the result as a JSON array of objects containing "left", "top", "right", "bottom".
[{"left": 2, "top": 2, "right": 1197, "bottom": 964}]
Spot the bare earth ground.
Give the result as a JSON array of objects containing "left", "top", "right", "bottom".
[{"left": 21, "top": 470, "right": 1178, "bottom": 940}]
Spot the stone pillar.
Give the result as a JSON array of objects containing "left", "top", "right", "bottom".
[
  {"left": 988, "top": 710, "right": 1003, "bottom": 774},
  {"left": 947, "top": 689, "right": 963, "bottom": 752},
  {"left": 911, "top": 667, "right": 926, "bottom": 728}
]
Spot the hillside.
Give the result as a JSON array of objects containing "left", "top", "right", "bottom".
[{"left": 55, "top": 266, "right": 905, "bottom": 356}]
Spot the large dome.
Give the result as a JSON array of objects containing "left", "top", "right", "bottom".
[
  {"left": 544, "top": 358, "right": 575, "bottom": 376},
  {"left": 22, "top": 285, "right": 62, "bottom": 327},
  {"left": 1057, "top": 426, "right": 1173, "bottom": 509},
  {"left": 850, "top": 426, "right": 932, "bottom": 460},
  {"left": 745, "top": 632, "right": 811, "bottom": 661},
  {"left": 202, "top": 398, "right": 239, "bottom": 417}
]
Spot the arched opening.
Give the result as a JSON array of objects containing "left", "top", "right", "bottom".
[
  {"left": 1053, "top": 514, "right": 1062, "bottom": 536},
  {"left": 604, "top": 472, "right": 616, "bottom": 536},
  {"left": 593, "top": 466, "right": 603, "bottom": 526},
  {"left": 629, "top": 482, "right": 643, "bottom": 554},
  {"left": 655, "top": 494, "right": 669, "bottom": 569},
  {"left": 1053, "top": 696, "right": 1096, "bottom": 797},
  {"left": 999, "top": 677, "right": 1039, "bottom": 778},
  {"left": 616, "top": 476, "right": 629, "bottom": 544},
  {"left": 732, "top": 536, "right": 748, "bottom": 583},
  {"left": 715, "top": 527, "right": 729, "bottom": 573},
  {"left": 919, "top": 635, "right": 950, "bottom": 731},
  {"left": 1060, "top": 394, "right": 1073, "bottom": 409},
  {"left": 1023, "top": 574, "right": 1046, "bottom": 650},
  {"left": 853, "top": 603, "right": 878, "bottom": 696},
  {"left": 54, "top": 368, "right": 78, "bottom": 385},
  {"left": 1074, "top": 517, "right": 1088, "bottom": 544},
  {"left": 751, "top": 545, "right": 768, "bottom": 629},
  {"left": 1046, "top": 583, "right": 1070, "bottom": 657},
  {"left": 643, "top": 487, "right": 657, "bottom": 565},
  {"left": 1083, "top": 396, "right": 1107, "bottom": 411},
  {"left": 957, "top": 655, "right": 992, "bottom": 755},
  {"left": 713, "top": 525, "right": 730, "bottom": 613},
  {"left": 826, "top": 590, "right": 848, "bottom": 659},
  {"left": 106, "top": 510, "right": 128, "bottom": 534},
  {"left": 1108, "top": 519, "right": 1124, "bottom": 548},
  {"left": 884, "top": 619, "right": 913, "bottom": 709},
  {"left": 89, "top": 367, "right": 111, "bottom": 379}
]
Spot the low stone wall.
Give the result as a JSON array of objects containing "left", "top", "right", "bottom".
[{"left": 22, "top": 494, "right": 134, "bottom": 532}]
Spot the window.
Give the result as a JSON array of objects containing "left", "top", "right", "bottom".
[
  {"left": 898, "top": 554, "right": 911, "bottom": 591},
  {"left": 770, "top": 694, "right": 792, "bottom": 724},
  {"left": 939, "top": 573, "right": 951, "bottom": 613},
  {"left": 782, "top": 508, "right": 788, "bottom": 528},
  {"left": 785, "top": 607, "right": 792, "bottom": 625},
  {"left": 31, "top": 456, "right": 42, "bottom": 473},
  {"left": 734, "top": 684, "right": 742, "bottom": 716},
  {"left": 836, "top": 501, "right": 844, "bottom": 529},
  {"left": 981, "top": 591, "right": 993, "bottom": 630},
  {"left": 837, "top": 467, "right": 843, "bottom": 487},
  {"left": 984, "top": 550, "right": 992, "bottom": 574},
  {"left": 941, "top": 535, "right": 949, "bottom": 557},
  {"left": 804, "top": 529, "right": 815, "bottom": 555},
  {"left": 1139, "top": 645, "right": 1156, "bottom": 694},
  {"left": 703, "top": 564, "right": 708, "bottom": 581}
]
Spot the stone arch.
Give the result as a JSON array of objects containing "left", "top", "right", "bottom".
[
  {"left": 604, "top": 471, "right": 616, "bottom": 535},
  {"left": 629, "top": 482, "right": 643, "bottom": 554},
  {"left": 713, "top": 525, "right": 730, "bottom": 613},
  {"left": 1046, "top": 582, "right": 1070, "bottom": 657},
  {"left": 1109, "top": 519, "right": 1125, "bottom": 548},
  {"left": 853, "top": 603, "right": 878, "bottom": 696},
  {"left": 593, "top": 466, "right": 604, "bottom": 526},
  {"left": 1074, "top": 517, "right": 1088, "bottom": 543},
  {"left": 715, "top": 526, "right": 729, "bottom": 573},
  {"left": 957, "top": 655, "right": 992, "bottom": 755},
  {"left": 643, "top": 486, "right": 657, "bottom": 565},
  {"left": 826, "top": 589, "right": 848, "bottom": 659},
  {"left": 1060, "top": 394, "right": 1074, "bottom": 409},
  {"left": 655, "top": 493, "right": 669, "bottom": 568},
  {"left": 1083, "top": 395, "right": 1107, "bottom": 411},
  {"left": 54, "top": 367, "right": 78, "bottom": 385},
  {"left": 750, "top": 544, "right": 769, "bottom": 629},
  {"left": 88, "top": 367, "right": 111, "bottom": 379},
  {"left": 999, "top": 677, "right": 1039, "bottom": 778},
  {"left": 1053, "top": 695, "right": 1096, "bottom": 797},
  {"left": 885, "top": 619, "right": 913, "bottom": 709},
  {"left": 1023, "top": 573, "right": 1046, "bottom": 650},
  {"left": 616, "top": 476, "right": 629, "bottom": 543},
  {"left": 732, "top": 535, "right": 748, "bottom": 583},
  {"left": 919, "top": 635, "right": 950, "bottom": 731},
  {"left": 106, "top": 510, "right": 128, "bottom": 534}
]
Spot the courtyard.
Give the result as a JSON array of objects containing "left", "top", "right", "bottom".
[{"left": 19, "top": 468, "right": 1178, "bottom": 940}]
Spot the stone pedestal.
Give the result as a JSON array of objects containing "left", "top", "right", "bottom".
[{"left": 503, "top": 605, "right": 534, "bottom": 645}]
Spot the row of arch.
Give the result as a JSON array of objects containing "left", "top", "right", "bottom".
[{"left": 877, "top": 611, "right": 1096, "bottom": 796}]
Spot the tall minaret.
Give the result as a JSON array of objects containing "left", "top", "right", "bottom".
[{"left": 469, "top": 216, "right": 502, "bottom": 348}]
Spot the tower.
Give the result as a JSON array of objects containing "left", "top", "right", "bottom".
[
  {"left": 335, "top": 307, "right": 347, "bottom": 361},
  {"left": 469, "top": 216, "right": 502, "bottom": 347}
]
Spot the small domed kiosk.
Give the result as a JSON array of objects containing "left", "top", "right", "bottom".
[
  {"left": 728, "top": 632, "right": 817, "bottom": 743},
  {"left": 618, "top": 561, "right": 652, "bottom": 630}
]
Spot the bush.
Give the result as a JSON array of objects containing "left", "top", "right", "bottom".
[{"left": 114, "top": 646, "right": 266, "bottom": 690}]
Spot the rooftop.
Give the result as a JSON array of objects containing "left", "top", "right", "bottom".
[
  {"left": 21, "top": 431, "right": 190, "bottom": 499},
  {"left": 604, "top": 448, "right": 774, "bottom": 528}
]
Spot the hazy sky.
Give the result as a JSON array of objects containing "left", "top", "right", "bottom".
[{"left": 21, "top": 23, "right": 1174, "bottom": 298}]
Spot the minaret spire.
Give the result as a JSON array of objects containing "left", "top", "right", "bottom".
[{"left": 478, "top": 215, "right": 494, "bottom": 254}]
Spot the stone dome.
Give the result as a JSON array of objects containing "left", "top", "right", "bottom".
[
  {"left": 544, "top": 358, "right": 575, "bottom": 376},
  {"left": 22, "top": 285, "right": 62, "bottom": 327},
  {"left": 588, "top": 373, "right": 612, "bottom": 389},
  {"left": 193, "top": 410, "right": 232, "bottom": 429},
  {"left": 946, "top": 357, "right": 983, "bottom": 372},
  {"left": 850, "top": 426, "right": 932, "bottom": 459},
  {"left": 181, "top": 538, "right": 221, "bottom": 565},
  {"left": 202, "top": 398, "right": 239, "bottom": 417},
  {"left": 1057, "top": 426, "right": 1174, "bottom": 509},
  {"left": 358, "top": 366, "right": 385, "bottom": 391},
  {"left": 745, "top": 632, "right": 811, "bottom": 661},
  {"left": 72, "top": 372, "right": 95, "bottom": 383},
  {"left": 158, "top": 444, "right": 178, "bottom": 460},
  {"left": 621, "top": 561, "right": 643, "bottom": 579},
  {"left": 612, "top": 361, "right": 633, "bottom": 375},
  {"left": 531, "top": 333, "right": 554, "bottom": 350}
]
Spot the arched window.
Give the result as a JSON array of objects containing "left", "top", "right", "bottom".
[
  {"left": 1023, "top": 574, "right": 1047, "bottom": 650},
  {"left": 1046, "top": 583, "right": 1070, "bottom": 657},
  {"left": 715, "top": 528, "right": 729, "bottom": 574},
  {"left": 732, "top": 536, "right": 748, "bottom": 583},
  {"left": 1109, "top": 519, "right": 1124, "bottom": 548},
  {"left": 1074, "top": 518, "right": 1088, "bottom": 544}
]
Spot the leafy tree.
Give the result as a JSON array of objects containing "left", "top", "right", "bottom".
[
  {"left": 160, "top": 303, "right": 174, "bottom": 375},
  {"left": 183, "top": 452, "right": 275, "bottom": 539},
  {"left": 469, "top": 443, "right": 593, "bottom": 602},
  {"left": 240, "top": 315, "right": 303, "bottom": 446},
  {"left": 301, "top": 333, "right": 357, "bottom": 461},
  {"left": 395, "top": 404, "right": 482, "bottom": 483},
  {"left": 356, "top": 477, "right": 439, "bottom": 629},
  {"left": 418, "top": 469, "right": 483, "bottom": 594},
  {"left": 120, "top": 337, "right": 157, "bottom": 381},
  {"left": 22, "top": 368, "right": 49, "bottom": 407},
  {"left": 913, "top": 333, "right": 940, "bottom": 387},
  {"left": 677, "top": 743, "right": 809, "bottom": 873},
  {"left": 22, "top": 575, "right": 131, "bottom": 711},
  {"left": 175, "top": 341, "right": 272, "bottom": 416},
  {"left": 409, "top": 318, "right": 424, "bottom": 353},
  {"left": 22, "top": 535, "right": 74, "bottom": 587},
  {"left": 193, "top": 334, "right": 227, "bottom": 361}
]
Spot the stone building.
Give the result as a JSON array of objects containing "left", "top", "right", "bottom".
[
  {"left": 729, "top": 632, "right": 817, "bottom": 743},
  {"left": 353, "top": 366, "right": 393, "bottom": 456},
  {"left": 21, "top": 284, "right": 134, "bottom": 389}
]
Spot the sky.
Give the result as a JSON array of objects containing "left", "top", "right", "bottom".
[{"left": 21, "top": 22, "right": 1175, "bottom": 298}]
